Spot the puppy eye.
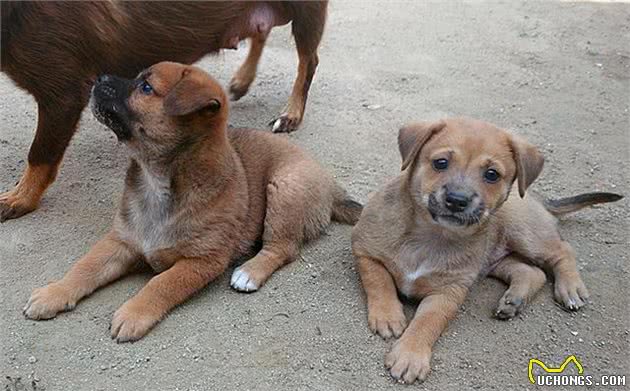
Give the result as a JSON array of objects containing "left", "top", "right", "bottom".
[
  {"left": 484, "top": 169, "right": 500, "bottom": 183},
  {"left": 432, "top": 158, "right": 449, "bottom": 171},
  {"left": 140, "top": 80, "right": 153, "bottom": 95}
]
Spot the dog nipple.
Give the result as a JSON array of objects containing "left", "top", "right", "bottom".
[{"left": 227, "top": 36, "right": 240, "bottom": 50}]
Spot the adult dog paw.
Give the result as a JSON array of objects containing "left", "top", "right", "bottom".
[{"left": 270, "top": 112, "right": 301, "bottom": 133}]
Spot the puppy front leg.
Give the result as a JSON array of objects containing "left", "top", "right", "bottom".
[
  {"left": 24, "top": 231, "right": 139, "bottom": 320},
  {"left": 110, "top": 257, "right": 227, "bottom": 343},
  {"left": 386, "top": 287, "right": 468, "bottom": 384},
  {"left": 356, "top": 256, "right": 407, "bottom": 339}
]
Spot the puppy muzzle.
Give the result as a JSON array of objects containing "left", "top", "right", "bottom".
[
  {"left": 91, "top": 75, "right": 135, "bottom": 141},
  {"left": 427, "top": 191, "right": 485, "bottom": 227}
]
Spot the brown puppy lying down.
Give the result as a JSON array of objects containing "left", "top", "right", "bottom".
[
  {"left": 23, "top": 62, "right": 361, "bottom": 343},
  {"left": 351, "top": 118, "right": 622, "bottom": 384},
  {"left": 0, "top": 1, "right": 327, "bottom": 222}
]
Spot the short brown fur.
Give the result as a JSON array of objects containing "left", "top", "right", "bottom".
[
  {"left": 351, "top": 118, "right": 622, "bottom": 383},
  {"left": 23, "top": 62, "right": 359, "bottom": 343}
]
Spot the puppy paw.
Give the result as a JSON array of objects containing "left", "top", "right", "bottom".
[
  {"left": 494, "top": 293, "right": 525, "bottom": 320},
  {"left": 23, "top": 283, "right": 76, "bottom": 320},
  {"left": 110, "top": 301, "right": 161, "bottom": 343},
  {"left": 230, "top": 268, "right": 260, "bottom": 293},
  {"left": 554, "top": 276, "right": 589, "bottom": 311},
  {"left": 269, "top": 112, "right": 301, "bottom": 133},
  {"left": 368, "top": 304, "right": 407, "bottom": 339},
  {"left": 0, "top": 188, "right": 38, "bottom": 222},
  {"left": 385, "top": 340, "right": 432, "bottom": 384}
]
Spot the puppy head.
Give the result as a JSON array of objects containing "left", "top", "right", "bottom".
[
  {"left": 399, "top": 118, "right": 544, "bottom": 231},
  {"left": 91, "top": 61, "right": 227, "bottom": 160}
]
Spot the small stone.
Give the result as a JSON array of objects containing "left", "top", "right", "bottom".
[{"left": 570, "top": 331, "right": 578, "bottom": 336}]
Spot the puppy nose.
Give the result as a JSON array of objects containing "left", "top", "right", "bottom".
[
  {"left": 445, "top": 191, "right": 471, "bottom": 212},
  {"left": 96, "top": 75, "right": 112, "bottom": 85}
]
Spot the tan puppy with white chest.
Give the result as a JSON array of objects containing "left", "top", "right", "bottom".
[
  {"left": 23, "top": 62, "right": 361, "bottom": 342},
  {"left": 351, "top": 118, "right": 621, "bottom": 383}
]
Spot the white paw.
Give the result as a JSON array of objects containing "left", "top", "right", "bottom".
[
  {"left": 230, "top": 268, "right": 259, "bottom": 292},
  {"left": 271, "top": 118, "right": 283, "bottom": 133}
]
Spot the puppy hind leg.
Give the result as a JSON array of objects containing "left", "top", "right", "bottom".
[
  {"left": 514, "top": 236, "right": 589, "bottom": 311},
  {"left": 231, "top": 175, "right": 322, "bottom": 292},
  {"left": 548, "top": 241, "right": 589, "bottom": 311},
  {"left": 489, "top": 256, "right": 546, "bottom": 319},
  {"left": 231, "top": 245, "right": 298, "bottom": 293}
]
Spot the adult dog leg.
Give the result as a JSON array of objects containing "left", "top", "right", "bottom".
[
  {"left": 229, "top": 36, "right": 267, "bottom": 101},
  {"left": 270, "top": 4, "right": 326, "bottom": 133},
  {"left": 1, "top": 100, "right": 84, "bottom": 221}
]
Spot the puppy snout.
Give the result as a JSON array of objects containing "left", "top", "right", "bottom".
[
  {"left": 445, "top": 191, "right": 472, "bottom": 213},
  {"left": 96, "top": 74, "right": 112, "bottom": 84},
  {"left": 93, "top": 75, "right": 117, "bottom": 99}
]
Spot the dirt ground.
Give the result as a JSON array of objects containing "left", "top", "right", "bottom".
[{"left": 1, "top": 2, "right": 628, "bottom": 390}]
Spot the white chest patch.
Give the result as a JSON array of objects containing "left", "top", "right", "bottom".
[
  {"left": 396, "top": 242, "right": 435, "bottom": 296},
  {"left": 404, "top": 263, "right": 432, "bottom": 282},
  {"left": 125, "top": 167, "right": 176, "bottom": 255}
]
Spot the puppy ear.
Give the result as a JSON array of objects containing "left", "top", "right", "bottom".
[
  {"left": 398, "top": 120, "right": 446, "bottom": 171},
  {"left": 163, "top": 73, "right": 222, "bottom": 116},
  {"left": 509, "top": 134, "right": 544, "bottom": 198}
]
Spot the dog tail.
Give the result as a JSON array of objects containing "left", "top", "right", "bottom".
[
  {"left": 544, "top": 192, "right": 623, "bottom": 216},
  {"left": 331, "top": 188, "right": 363, "bottom": 225}
]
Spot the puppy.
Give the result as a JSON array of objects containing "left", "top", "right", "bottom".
[
  {"left": 351, "top": 118, "right": 622, "bottom": 384},
  {"left": 0, "top": 1, "right": 327, "bottom": 221},
  {"left": 23, "top": 62, "right": 361, "bottom": 343}
]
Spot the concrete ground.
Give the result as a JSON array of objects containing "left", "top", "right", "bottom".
[{"left": 1, "top": 2, "right": 628, "bottom": 390}]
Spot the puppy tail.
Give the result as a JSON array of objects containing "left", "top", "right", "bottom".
[
  {"left": 544, "top": 192, "right": 623, "bottom": 216},
  {"left": 331, "top": 189, "right": 363, "bottom": 225}
]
